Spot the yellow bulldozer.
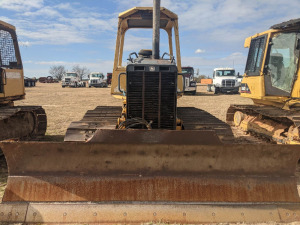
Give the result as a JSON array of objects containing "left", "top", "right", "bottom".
[
  {"left": 1, "top": 1, "right": 300, "bottom": 224},
  {"left": 227, "top": 18, "right": 300, "bottom": 144},
  {"left": 0, "top": 20, "right": 47, "bottom": 141}
]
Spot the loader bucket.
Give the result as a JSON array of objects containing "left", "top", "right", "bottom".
[{"left": 1, "top": 140, "right": 300, "bottom": 224}]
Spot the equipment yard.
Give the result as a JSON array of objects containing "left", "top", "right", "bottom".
[
  {"left": 1, "top": 1, "right": 300, "bottom": 223},
  {"left": 19, "top": 83, "right": 254, "bottom": 137},
  {"left": 0, "top": 82, "right": 261, "bottom": 202}
]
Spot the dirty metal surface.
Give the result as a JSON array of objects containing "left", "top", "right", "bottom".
[
  {"left": 178, "top": 107, "right": 234, "bottom": 143},
  {"left": 0, "top": 106, "right": 47, "bottom": 141},
  {"left": 271, "top": 17, "right": 300, "bottom": 30},
  {"left": 0, "top": 107, "right": 19, "bottom": 120},
  {"left": 4, "top": 175, "right": 298, "bottom": 202},
  {"left": 64, "top": 106, "right": 122, "bottom": 142},
  {"left": 64, "top": 106, "right": 234, "bottom": 143},
  {"left": 0, "top": 202, "right": 27, "bottom": 223},
  {"left": 89, "top": 129, "right": 221, "bottom": 145},
  {"left": 1, "top": 142, "right": 300, "bottom": 204},
  {"left": 227, "top": 104, "right": 300, "bottom": 127},
  {"left": 226, "top": 104, "right": 300, "bottom": 144},
  {"left": 1, "top": 202, "right": 300, "bottom": 224}
]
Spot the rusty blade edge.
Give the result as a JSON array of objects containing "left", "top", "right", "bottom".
[
  {"left": 1, "top": 202, "right": 300, "bottom": 224},
  {"left": 2, "top": 142, "right": 299, "bottom": 177},
  {"left": 4, "top": 175, "right": 299, "bottom": 202}
]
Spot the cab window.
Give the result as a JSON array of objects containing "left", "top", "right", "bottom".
[{"left": 245, "top": 35, "right": 267, "bottom": 76}]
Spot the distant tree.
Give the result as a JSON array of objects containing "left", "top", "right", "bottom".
[
  {"left": 72, "top": 64, "right": 90, "bottom": 80},
  {"left": 194, "top": 77, "right": 200, "bottom": 83},
  {"left": 49, "top": 65, "right": 66, "bottom": 81}
]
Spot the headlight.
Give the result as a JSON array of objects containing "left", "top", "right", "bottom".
[{"left": 149, "top": 66, "right": 156, "bottom": 72}]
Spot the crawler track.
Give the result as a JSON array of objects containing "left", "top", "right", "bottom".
[
  {"left": 227, "top": 104, "right": 300, "bottom": 126},
  {"left": 65, "top": 106, "right": 235, "bottom": 143},
  {"left": 177, "top": 107, "right": 234, "bottom": 143},
  {"left": 227, "top": 104, "right": 300, "bottom": 144},
  {"left": 64, "top": 106, "right": 122, "bottom": 142},
  {"left": 0, "top": 106, "right": 47, "bottom": 141}
]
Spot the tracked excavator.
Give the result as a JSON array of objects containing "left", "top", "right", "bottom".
[
  {"left": 227, "top": 18, "right": 300, "bottom": 144},
  {"left": 0, "top": 20, "right": 47, "bottom": 141},
  {"left": 1, "top": 2, "right": 300, "bottom": 224}
]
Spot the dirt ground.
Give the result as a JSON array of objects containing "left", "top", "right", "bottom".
[
  {"left": 15, "top": 82, "right": 253, "bottom": 138},
  {"left": 0, "top": 82, "right": 255, "bottom": 202},
  {"left": 1, "top": 83, "right": 299, "bottom": 224},
  {"left": 0, "top": 154, "right": 6, "bottom": 202}
]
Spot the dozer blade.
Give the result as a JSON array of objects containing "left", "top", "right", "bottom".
[{"left": 1, "top": 140, "right": 300, "bottom": 224}]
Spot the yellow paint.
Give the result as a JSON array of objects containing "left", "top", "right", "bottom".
[
  {"left": 111, "top": 7, "right": 183, "bottom": 98},
  {"left": 3, "top": 69, "right": 25, "bottom": 97},
  {"left": 241, "top": 28, "right": 300, "bottom": 109},
  {"left": 240, "top": 76, "right": 264, "bottom": 99},
  {"left": 291, "top": 70, "right": 300, "bottom": 98},
  {"left": 0, "top": 21, "right": 25, "bottom": 104},
  {"left": 0, "top": 20, "right": 16, "bottom": 31}
]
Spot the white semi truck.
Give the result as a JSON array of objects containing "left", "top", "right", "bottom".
[
  {"left": 62, "top": 72, "right": 86, "bottom": 88},
  {"left": 88, "top": 72, "right": 107, "bottom": 88},
  {"left": 207, "top": 68, "right": 240, "bottom": 94}
]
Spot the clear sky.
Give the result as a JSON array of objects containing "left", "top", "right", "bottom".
[{"left": 1, "top": 0, "right": 300, "bottom": 77}]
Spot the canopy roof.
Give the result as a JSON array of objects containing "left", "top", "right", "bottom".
[
  {"left": 0, "top": 20, "right": 16, "bottom": 31},
  {"left": 118, "top": 7, "right": 178, "bottom": 30}
]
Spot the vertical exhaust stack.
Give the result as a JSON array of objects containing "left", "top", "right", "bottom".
[{"left": 152, "top": 0, "right": 160, "bottom": 59}]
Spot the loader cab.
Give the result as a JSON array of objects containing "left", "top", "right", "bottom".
[
  {"left": 242, "top": 20, "right": 300, "bottom": 104},
  {"left": 0, "top": 20, "right": 24, "bottom": 103},
  {"left": 264, "top": 32, "right": 299, "bottom": 96}
]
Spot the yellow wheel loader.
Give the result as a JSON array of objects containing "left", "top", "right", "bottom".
[
  {"left": 1, "top": 2, "right": 300, "bottom": 224},
  {"left": 227, "top": 18, "right": 300, "bottom": 144},
  {"left": 0, "top": 20, "right": 47, "bottom": 141}
]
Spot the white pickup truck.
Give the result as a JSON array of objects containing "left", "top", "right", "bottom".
[
  {"left": 88, "top": 72, "right": 107, "bottom": 88},
  {"left": 62, "top": 72, "right": 86, "bottom": 88},
  {"left": 207, "top": 68, "right": 240, "bottom": 94}
]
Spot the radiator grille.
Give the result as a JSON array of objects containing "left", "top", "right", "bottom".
[
  {"left": 127, "top": 70, "right": 177, "bottom": 129},
  {"left": 222, "top": 79, "right": 235, "bottom": 87}
]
